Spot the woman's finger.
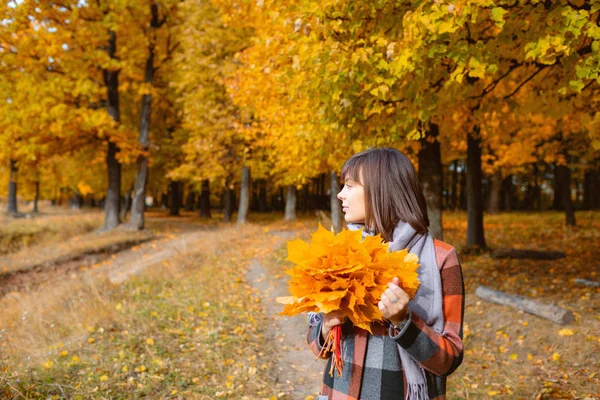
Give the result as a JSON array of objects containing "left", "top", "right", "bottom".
[
  {"left": 378, "top": 300, "right": 390, "bottom": 318},
  {"left": 387, "top": 283, "right": 408, "bottom": 302},
  {"left": 384, "top": 288, "right": 401, "bottom": 305}
]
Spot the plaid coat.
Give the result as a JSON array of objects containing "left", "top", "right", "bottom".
[{"left": 307, "top": 240, "right": 464, "bottom": 400}]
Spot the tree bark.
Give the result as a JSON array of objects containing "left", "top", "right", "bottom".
[
  {"left": 128, "top": 5, "right": 160, "bottom": 230},
  {"left": 459, "top": 162, "right": 467, "bottom": 211},
  {"left": 169, "top": 181, "right": 182, "bottom": 216},
  {"left": 104, "top": 141, "right": 122, "bottom": 229},
  {"left": 488, "top": 170, "right": 502, "bottom": 215},
  {"left": 7, "top": 159, "right": 18, "bottom": 215},
  {"left": 223, "top": 178, "right": 234, "bottom": 222},
  {"left": 574, "top": 278, "right": 600, "bottom": 288},
  {"left": 185, "top": 190, "right": 196, "bottom": 212},
  {"left": 302, "top": 183, "right": 310, "bottom": 214},
  {"left": 102, "top": 30, "right": 122, "bottom": 231},
  {"left": 284, "top": 185, "right": 297, "bottom": 221},
  {"left": 331, "top": 171, "right": 343, "bottom": 233},
  {"left": 556, "top": 164, "right": 576, "bottom": 226},
  {"left": 161, "top": 191, "right": 169, "bottom": 209},
  {"left": 491, "top": 248, "right": 565, "bottom": 260},
  {"left": 418, "top": 123, "right": 443, "bottom": 240},
  {"left": 258, "top": 179, "right": 267, "bottom": 212},
  {"left": 237, "top": 166, "right": 251, "bottom": 224},
  {"left": 583, "top": 167, "right": 600, "bottom": 210},
  {"left": 450, "top": 160, "right": 459, "bottom": 210},
  {"left": 476, "top": 285, "right": 574, "bottom": 325},
  {"left": 278, "top": 187, "right": 284, "bottom": 212},
  {"left": 33, "top": 180, "right": 40, "bottom": 213},
  {"left": 466, "top": 128, "right": 486, "bottom": 248},
  {"left": 120, "top": 189, "right": 132, "bottom": 220},
  {"left": 501, "top": 175, "right": 513, "bottom": 211},
  {"left": 532, "top": 163, "right": 541, "bottom": 211},
  {"left": 552, "top": 164, "right": 563, "bottom": 210},
  {"left": 199, "top": 179, "right": 211, "bottom": 218},
  {"left": 72, "top": 191, "right": 82, "bottom": 210}
]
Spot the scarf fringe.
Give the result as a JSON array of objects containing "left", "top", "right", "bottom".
[{"left": 405, "top": 383, "right": 429, "bottom": 400}]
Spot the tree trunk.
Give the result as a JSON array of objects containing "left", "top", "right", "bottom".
[
  {"left": 466, "top": 128, "right": 486, "bottom": 248},
  {"left": 169, "top": 181, "right": 181, "bottom": 216},
  {"left": 72, "top": 191, "right": 82, "bottom": 210},
  {"left": 33, "top": 180, "right": 40, "bottom": 213},
  {"left": 185, "top": 190, "right": 196, "bottom": 212},
  {"left": 488, "top": 170, "right": 502, "bottom": 215},
  {"left": 199, "top": 179, "right": 211, "bottom": 218},
  {"left": 556, "top": 164, "right": 576, "bottom": 226},
  {"left": 7, "top": 159, "right": 18, "bottom": 215},
  {"left": 501, "top": 175, "right": 513, "bottom": 211},
  {"left": 302, "top": 184, "right": 310, "bottom": 214},
  {"left": 223, "top": 178, "right": 234, "bottom": 222},
  {"left": 583, "top": 167, "right": 600, "bottom": 210},
  {"left": 317, "top": 173, "right": 326, "bottom": 210},
  {"left": 237, "top": 166, "right": 251, "bottom": 224},
  {"left": 103, "top": 141, "right": 122, "bottom": 229},
  {"left": 476, "top": 286, "right": 574, "bottom": 325},
  {"left": 459, "top": 162, "right": 467, "bottom": 211},
  {"left": 331, "top": 171, "right": 344, "bottom": 233},
  {"left": 102, "top": 30, "right": 122, "bottom": 231},
  {"left": 574, "top": 179, "right": 582, "bottom": 209},
  {"left": 532, "top": 163, "right": 541, "bottom": 211},
  {"left": 418, "top": 123, "right": 443, "bottom": 240},
  {"left": 128, "top": 9, "right": 158, "bottom": 230},
  {"left": 258, "top": 179, "right": 267, "bottom": 212},
  {"left": 128, "top": 136, "right": 150, "bottom": 228},
  {"left": 120, "top": 189, "right": 132, "bottom": 220},
  {"left": 284, "top": 185, "right": 297, "bottom": 221},
  {"left": 552, "top": 164, "right": 563, "bottom": 210},
  {"left": 451, "top": 160, "right": 459, "bottom": 210},
  {"left": 491, "top": 248, "right": 565, "bottom": 260}
]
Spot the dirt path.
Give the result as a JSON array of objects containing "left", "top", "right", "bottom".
[
  {"left": 1, "top": 217, "right": 325, "bottom": 398},
  {"left": 247, "top": 230, "right": 323, "bottom": 400},
  {"left": 103, "top": 226, "right": 219, "bottom": 284},
  {"left": 0, "top": 222, "right": 224, "bottom": 296}
]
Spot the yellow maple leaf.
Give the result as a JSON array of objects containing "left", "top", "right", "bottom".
[
  {"left": 277, "top": 225, "right": 420, "bottom": 333},
  {"left": 558, "top": 328, "right": 575, "bottom": 336}
]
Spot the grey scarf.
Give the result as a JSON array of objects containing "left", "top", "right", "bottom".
[{"left": 347, "top": 221, "right": 443, "bottom": 400}]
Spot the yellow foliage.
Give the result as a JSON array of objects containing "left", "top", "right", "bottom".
[{"left": 277, "top": 225, "right": 420, "bottom": 333}]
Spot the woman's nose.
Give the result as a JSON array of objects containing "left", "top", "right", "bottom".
[{"left": 337, "top": 190, "right": 344, "bottom": 201}]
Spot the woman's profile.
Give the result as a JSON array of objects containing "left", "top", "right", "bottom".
[{"left": 307, "top": 147, "right": 465, "bottom": 400}]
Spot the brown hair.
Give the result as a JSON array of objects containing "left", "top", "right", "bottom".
[{"left": 340, "top": 147, "right": 429, "bottom": 242}]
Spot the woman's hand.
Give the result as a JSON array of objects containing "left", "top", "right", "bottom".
[
  {"left": 378, "top": 277, "right": 410, "bottom": 326},
  {"left": 321, "top": 310, "right": 346, "bottom": 340}
]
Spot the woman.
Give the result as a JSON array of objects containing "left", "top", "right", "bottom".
[{"left": 307, "top": 148, "right": 465, "bottom": 400}]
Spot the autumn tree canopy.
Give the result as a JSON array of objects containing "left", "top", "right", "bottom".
[{"left": 1, "top": 0, "right": 598, "bottom": 242}]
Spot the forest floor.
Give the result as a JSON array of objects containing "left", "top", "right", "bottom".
[{"left": 0, "top": 207, "right": 598, "bottom": 399}]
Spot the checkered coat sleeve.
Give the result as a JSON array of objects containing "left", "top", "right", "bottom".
[{"left": 307, "top": 240, "right": 465, "bottom": 400}]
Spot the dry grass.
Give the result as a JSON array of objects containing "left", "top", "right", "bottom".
[
  {"left": 0, "top": 210, "right": 103, "bottom": 256},
  {"left": 0, "top": 229, "right": 156, "bottom": 276},
  {"left": 0, "top": 222, "right": 281, "bottom": 399},
  {"left": 1, "top": 210, "right": 598, "bottom": 399}
]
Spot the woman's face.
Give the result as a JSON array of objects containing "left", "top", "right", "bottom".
[{"left": 337, "top": 177, "right": 366, "bottom": 224}]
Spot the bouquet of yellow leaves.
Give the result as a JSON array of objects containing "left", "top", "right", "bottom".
[{"left": 276, "top": 225, "right": 420, "bottom": 376}]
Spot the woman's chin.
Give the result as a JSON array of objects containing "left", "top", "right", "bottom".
[{"left": 344, "top": 215, "right": 361, "bottom": 224}]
